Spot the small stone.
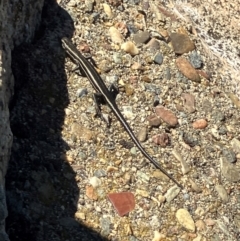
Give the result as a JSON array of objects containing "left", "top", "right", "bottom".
[
  {"left": 227, "top": 92, "right": 240, "bottom": 109},
  {"left": 172, "top": 149, "right": 190, "bottom": 174},
  {"left": 157, "top": 194, "right": 166, "bottom": 203},
  {"left": 86, "top": 185, "right": 98, "bottom": 200},
  {"left": 125, "top": 84, "right": 135, "bottom": 96},
  {"left": 133, "top": 31, "right": 150, "bottom": 44},
  {"left": 75, "top": 211, "right": 86, "bottom": 220},
  {"left": 181, "top": 93, "right": 195, "bottom": 113},
  {"left": 153, "top": 52, "right": 163, "bottom": 65},
  {"left": 102, "top": 3, "right": 113, "bottom": 18},
  {"left": 230, "top": 138, "right": 240, "bottom": 153},
  {"left": 145, "top": 38, "right": 160, "bottom": 51},
  {"left": 222, "top": 148, "right": 236, "bottom": 163},
  {"left": 76, "top": 88, "right": 88, "bottom": 98},
  {"left": 176, "top": 57, "right": 200, "bottom": 83},
  {"left": 176, "top": 208, "right": 195, "bottom": 232},
  {"left": 71, "top": 123, "right": 94, "bottom": 141},
  {"left": 215, "top": 185, "right": 229, "bottom": 203},
  {"left": 147, "top": 114, "right": 162, "bottom": 127},
  {"left": 109, "top": 26, "right": 123, "bottom": 43},
  {"left": 152, "top": 231, "right": 165, "bottom": 241},
  {"left": 195, "top": 220, "right": 205, "bottom": 231},
  {"left": 137, "top": 127, "right": 148, "bottom": 142},
  {"left": 106, "top": 166, "right": 118, "bottom": 172},
  {"left": 121, "top": 41, "right": 139, "bottom": 55},
  {"left": 108, "top": 192, "right": 135, "bottom": 216},
  {"left": 165, "top": 186, "right": 181, "bottom": 202},
  {"left": 189, "top": 50, "right": 203, "bottom": 68},
  {"left": 152, "top": 133, "right": 169, "bottom": 147},
  {"left": 152, "top": 170, "right": 169, "bottom": 181},
  {"left": 155, "top": 105, "right": 178, "bottom": 127},
  {"left": 170, "top": 33, "right": 195, "bottom": 54},
  {"left": 192, "top": 119, "right": 208, "bottom": 129},
  {"left": 220, "top": 157, "right": 240, "bottom": 182},
  {"left": 89, "top": 176, "right": 101, "bottom": 188},
  {"left": 100, "top": 216, "right": 111, "bottom": 236},
  {"left": 136, "top": 189, "right": 149, "bottom": 198},
  {"left": 189, "top": 179, "right": 202, "bottom": 193},
  {"left": 141, "top": 75, "right": 151, "bottom": 83}
]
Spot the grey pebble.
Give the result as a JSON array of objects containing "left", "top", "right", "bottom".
[
  {"left": 215, "top": 185, "right": 229, "bottom": 203},
  {"left": 153, "top": 52, "right": 163, "bottom": 65},
  {"left": 76, "top": 88, "right": 88, "bottom": 98},
  {"left": 165, "top": 67, "right": 171, "bottom": 80},
  {"left": 222, "top": 148, "right": 236, "bottom": 163},
  {"left": 94, "top": 169, "right": 107, "bottom": 177},
  {"left": 133, "top": 31, "right": 150, "bottom": 44},
  {"left": 221, "top": 157, "right": 240, "bottom": 182},
  {"left": 189, "top": 50, "right": 203, "bottom": 68},
  {"left": 100, "top": 217, "right": 112, "bottom": 236}
]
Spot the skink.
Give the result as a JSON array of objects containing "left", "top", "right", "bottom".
[{"left": 61, "top": 37, "right": 183, "bottom": 189}]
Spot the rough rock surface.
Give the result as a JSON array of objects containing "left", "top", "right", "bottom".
[{"left": 0, "top": 0, "right": 44, "bottom": 240}]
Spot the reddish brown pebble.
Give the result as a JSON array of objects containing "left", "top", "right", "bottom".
[
  {"left": 155, "top": 105, "right": 178, "bottom": 127},
  {"left": 152, "top": 133, "right": 169, "bottom": 147},
  {"left": 192, "top": 119, "right": 208, "bottom": 129},
  {"left": 86, "top": 185, "right": 98, "bottom": 200},
  {"left": 108, "top": 192, "right": 135, "bottom": 216},
  {"left": 196, "top": 70, "right": 211, "bottom": 80},
  {"left": 147, "top": 114, "right": 162, "bottom": 127},
  {"left": 176, "top": 57, "right": 200, "bottom": 83}
]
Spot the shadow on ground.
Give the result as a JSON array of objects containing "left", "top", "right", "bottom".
[{"left": 5, "top": 1, "right": 109, "bottom": 240}]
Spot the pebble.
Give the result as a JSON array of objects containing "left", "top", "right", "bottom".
[
  {"left": 230, "top": 138, "right": 240, "bottom": 153},
  {"left": 189, "top": 50, "right": 203, "bottom": 68},
  {"left": 100, "top": 216, "right": 112, "bottom": 236},
  {"left": 136, "top": 189, "right": 149, "bottom": 198},
  {"left": 195, "top": 220, "right": 206, "bottom": 231},
  {"left": 152, "top": 133, "right": 169, "bottom": 147},
  {"left": 226, "top": 92, "right": 240, "bottom": 109},
  {"left": 76, "top": 88, "right": 88, "bottom": 98},
  {"left": 144, "top": 38, "right": 160, "bottom": 52},
  {"left": 204, "top": 218, "right": 216, "bottom": 226},
  {"left": 109, "top": 26, "right": 123, "bottom": 43},
  {"left": 152, "top": 170, "right": 169, "bottom": 181},
  {"left": 157, "top": 194, "right": 166, "bottom": 204},
  {"left": 86, "top": 185, "right": 98, "bottom": 200},
  {"left": 176, "top": 208, "right": 195, "bottom": 232},
  {"left": 136, "top": 171, "right": 150, "bottom": 183},
  {"left": 181, "top": 93, "right": 195, "bottom": 113},
  {"left": 152, "top": 231, "right": 165, "bottom": 241},
  {"left": 164, "top": 186, "right": 181, "bottom": 202},
  {"left": 189, "top": 179, "right": 202, "bottom": 193},
  {"left": 71, "top": 123, "right": 94, "bottom": 141},
  {"left": 176, "top": 57, "right": 200, "bottom": 83},
  {"left": 108, "top": 192, "right": 135, "bottom": 216},
  {"left": 222, "top": 148, "right": 236, "bottom": 163},
  {"left": 137, "top": 127, "right": 148, "bottom": 142},
  {"left": 220, "top": 157, "right": 240, "bottom": 182},
  {"left": 172, "top": 149, "right": 190, "bottom": 175},
  {"left": 192, "top": 119, "right": 208, "bottom": 129},
  {"left": 89, "top": 176, "right": 101, "bottom": 188},
  {"left": 102, "top": 3, "right": 113, "bottom": 18},
  {"left": 155, "top": 105, "right": 178, "bottom": 127},
  {"left": 165, "top": 67, "right": 171, "bottom": 80},
  {"left": 170, "top": 32, "right": 195, "bottom": 54},
  {"left": 215, "top": 185, "right": 229, "bottom": 203},
  {"left": 75, "top": 211, "right": 86, "bottom": 220},
  {"left": 147, "top": 115, "right": 162, "bottom": 127},
  {"left": 121, "top": 41, "right": 139, "bottom": 55},
  {"left": 133, "top": 31, "right": 150, "bottom": 44},
  {"left": 153, "top": 52, "right": 163, "bottom": 65}
]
